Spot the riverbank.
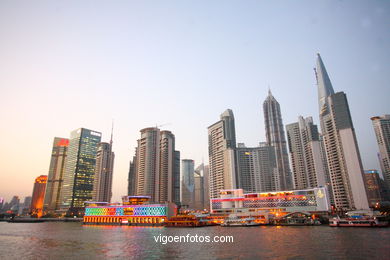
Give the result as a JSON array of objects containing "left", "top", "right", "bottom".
[{"left": 3, "top": 217, "right": 83, "bottom": 223}]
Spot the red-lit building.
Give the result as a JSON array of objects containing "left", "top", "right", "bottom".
[{"left": 30, "top": 175, "right": 48, "bottom": 218}]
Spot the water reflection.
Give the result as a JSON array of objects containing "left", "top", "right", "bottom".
[{"left": 0, "top": 223, "right": 389, "bottom": 259}]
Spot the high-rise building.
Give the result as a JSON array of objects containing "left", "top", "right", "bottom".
[
  {"left": 194, "top": 164, "right": 205, "bottom": 210},
  {"left": 2, "top": 196, "right": 20, "bottom": 213},
  {"left": 158, "top": 131, "right": 176, "bottom": 203},
  {"left": 93, "top": 141, "right": 115, "bottom": 203},
  {"left": 173, "top": 151, "right": 181, "bottom": 205},
  {"left": 208, "top": 109, "right": 237, "bottom": 199},
  {"left": 193, "top": 163, "right": 209, "bottom": 210},
  {"left": 286, "top": 116, "right": 327, "bottom": 189},
  {"left": 134, "top": 127, "right": 160, "bottom": 201},
  {"left": 133, "top": 127, "right": 180, "bottom": 203},
  {"left": 18, "top": 196, "right": 32, "bottom": 216},
  {"left": 235, "top": 143, "right": 277, "bottom": 193},
  {"left": 181, "top": 159, "right": 195, "bottom": 208},
  {"left": 201, "top": 164, "right": 210, "bottom": 209},
  {"left": 43, "top": 137, "right": 69, "bottom": 214},
  {"left": 60, "top": 128, "right": 101, "bottom": 216},
  {"left": 263, "top": 91, "right": 292, "bottom": 190},
  {"left": 371, "top": 115, "right": 390, "bottom": 189},
  {"left": 363, "top": 170, "right": 383, "bottom": 207},
  {"left": 128, "top": 153, "right": 137, "bottom": 196},
  {"left": 315, "top": 53, "right": 369, "bottom": 210},
  {"left": 30, "top": 175, "right": 47, "bottom": 218}
]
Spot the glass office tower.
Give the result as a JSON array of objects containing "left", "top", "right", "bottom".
[{"left": 60, "top": 128, "right": 101, "bottom": 216}]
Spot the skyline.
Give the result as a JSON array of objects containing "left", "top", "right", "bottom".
[{"left": 1, "top": 1, "right": 389, "bottom": 202}]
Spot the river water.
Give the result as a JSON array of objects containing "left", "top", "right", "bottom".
[{"left": 0, "top": 222, "right": 389, "bottom": 259}]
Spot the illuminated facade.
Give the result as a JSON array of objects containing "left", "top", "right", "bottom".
[
  {"left": 211, "top": 188, "right": 330, "bottom": 214},
  {"left": 60, "top": 128, "right": 101, "bottom": 216},
  {"left": 83, "top": 196, "right": 176, "bottom": 225},
  {"left": 30, "top": 175, "right": 48, "bottom": 218},
  {"left": 43, "top": 137, "right": 69, "bottom": 213},
  {"left": 363, "top": 170, "right": 383, "bottom": 207},
  {"left": 316, "top": 53, "right": 369, "bottom": 210}
]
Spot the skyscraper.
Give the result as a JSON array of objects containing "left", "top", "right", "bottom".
[
  {"left": 286, "top": 116, "right": 327, "bottom": 189},
  {"left": 181, "top": 159, "right": 195, "bottom": 208},
  {"left": 173, "top": 151, "right": 181, "bottom": 205},
  {"left": 158, "top": 130, "right": 177, "bottom": 203},
  {"left": 43, "top": 137, "right": 69, "bottom": 214},
  {"left": 235, "top": 143, "right": 277, "bottom": 193},
  {"left": 60, "top": 128, "right": 101, "bottom": 216},
  {"left": 263, "top": 91, "right": 292, "bottom": 190},
  {"left": 371, "top": 115, "right": 390, "bottom": 189},
  {"left": 363, "top": 170, "right": 383, "bottom": 207},
  {"left": 315, "top": 53, "right": 369, "bottom": 210},
  {"left": 93, "top": 141, "right": 115, "bottom": 203},
  {"left": 201, "top": 164, "right": 210, "bottom": 209},
  {"left": 194, "top": 164, "right": 205, "bottom": 210},
  {"left": 18, "top": 196, "right": 32, "bottom": 216},
  {"left": 133, "top": 127, "right": 180, "bottom": 203},
  {"left": 30, "top": 175, "right": 47, "bottom": 218},
  {"left": 208, "top": 109, "right": 237, "bottom": 199},
  {"left": 128, "top": 153, "right": 137, "bottom": 196}
]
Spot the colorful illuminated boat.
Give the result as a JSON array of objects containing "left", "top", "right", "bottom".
[{"left": 83, "top": 196, "right": 177, "bottom": 226}]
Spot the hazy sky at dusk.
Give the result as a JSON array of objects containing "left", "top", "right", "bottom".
[{"left": 0, "top": 1, "right": 389, "bottom": 202}]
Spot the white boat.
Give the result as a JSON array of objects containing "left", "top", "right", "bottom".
[{"left": 221, "top": 216, "right": 261, "bottom": 227}]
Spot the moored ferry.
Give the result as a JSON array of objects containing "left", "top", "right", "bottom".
[
  {"left": 165, "top": 214, "right": 207, "bottom": 227},
  {"left": 330, "top": 216, "right": 388, "bottom": 227},
  {"left": 221, "top": 216, "right": 261, "bottom": 227}
]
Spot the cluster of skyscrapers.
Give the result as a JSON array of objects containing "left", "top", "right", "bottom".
[
  {"left": 2, "top": 53, "right": 389, "bottom": 217},
  {"left": 127, "top": 128, "right": 210, "bottom": 210},
  {"left": 28, "top": 127, "right": 115, "bottom": 217},
  {"left": 207, "top": 54, "right": 390, "bottom": 212}
]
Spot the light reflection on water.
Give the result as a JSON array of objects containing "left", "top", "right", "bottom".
[{"left": 0, "top": 222, "right": 389, "bottom": 259}]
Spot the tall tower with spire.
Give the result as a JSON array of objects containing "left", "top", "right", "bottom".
[
  {"left": 315, "top": 53, "right": 368, "bottom": 210},
  {"left": 263, "top": 90, "right": 292, "bottom": 190}
]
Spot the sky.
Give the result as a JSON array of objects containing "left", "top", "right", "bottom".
[{"left": 0, "top": 1, "right": 389, "bottom": 203}]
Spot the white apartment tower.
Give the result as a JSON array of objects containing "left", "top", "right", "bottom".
[
  {"left": 208, "top": 109, "right": 237, "bottom": 199},
  {"left": 316, "top": 53, "right": 369, "bottom": 210},
  {"left": 286, "top": 116, "right": 327, "bottom": 190}
]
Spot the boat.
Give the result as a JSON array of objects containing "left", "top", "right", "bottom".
[
  {"left": 165, "top": 214, "right": 207, "bottom": 227},
  {"left": 7, "top": 217, "right": 44, "bottom": 223},
  {"left": 329, "top": 216, "right": 388, "bottom": 227},
  {"left": 221, "top": 216, "right": 261, "bottom": 227}
]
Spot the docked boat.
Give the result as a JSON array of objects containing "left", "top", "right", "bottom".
[
  {"left": 329, "top": 216, "right": 388, "bottom": 227},
  {"left": 7, "top": 217, "right": 44, "bottom": 223},
  {"left": 165, "top": 214, "right": 207, "bottom": 227},
  {"left": 221, "top": 216, "right": 261, "bottom": 227}
]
